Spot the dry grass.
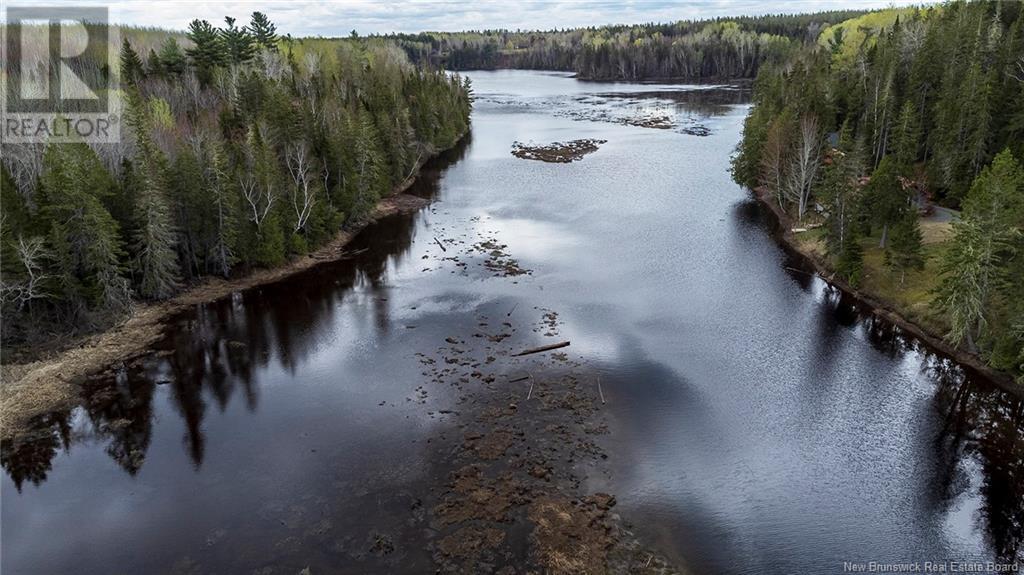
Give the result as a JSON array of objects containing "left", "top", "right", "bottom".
[
  {"left": 790, "top": 218, "right": 951, "bottom": 337},
  {"left": 856, "top": 225, "right": 950, "bottom": 336},
  {"left": 920, "top": 220, "right": 953, "bottom": 245},
  {"left": 527, "top": 497, "right": 612, "bottom": 575}
]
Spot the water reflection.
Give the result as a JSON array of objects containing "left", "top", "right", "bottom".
[
  {"left": 0, "top": 139, "right": 470, "bottom": 484},
  {"left": 1, "top": 413, "right": 70, "bottom": 491},
  {"left": 2, "top": 73, "right": 1021, "bottom": 573},
  {"left": 932, "top": 368, "right": 1024, "bottom": 562}
]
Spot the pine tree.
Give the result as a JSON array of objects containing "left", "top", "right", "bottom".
[
  {"left": 885, "top": 210, "right": 924, "bottom": 286},
  {"left": 250, "top": 12, "right": 279, "bottom": 52},
  {"left": 186, "top": 19, "right": 226, "bottom": 85},
  {"left": 157, "top": 38, "right": 187, "bottom": 77},
  {"left": 221, "top": 16, "right": 255, "bottom": 65}
]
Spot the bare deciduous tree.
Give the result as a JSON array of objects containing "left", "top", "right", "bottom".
[
  {"left": 1009, "top": 54, "right": 1024, "bottom": 85},
  {"left": 785, "top": 115, "right": 822, "bottom": 221},
  {"left": 0, "top": 235, "right": 51, "bottom": 310},
  {"left": 760, "top": 119, "right": 788, "bottom": 209},
  {"left": 1, "top": 143, "right": 45, "bottom": 202},
  {"left": 284, "top": 141, "right": 317, "bottom": 232},
  {"left": 240, "top": 173, "right": 275, "bottom": 229}
]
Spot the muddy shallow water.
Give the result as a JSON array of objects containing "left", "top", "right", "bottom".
[{"left": 3, "top": 71, "right": 1022, "bottom": 574}]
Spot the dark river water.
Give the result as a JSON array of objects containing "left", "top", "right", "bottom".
[{"left": 3, "top": 71, "right": 1022, "bottom": 575}]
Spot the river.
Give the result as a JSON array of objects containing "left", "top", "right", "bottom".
[{"left": 2, "top": 70, "right": 1021, "bottom": 574}]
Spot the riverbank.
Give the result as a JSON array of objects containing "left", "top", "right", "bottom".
[
  {"left": 0, "top": 141, "right": 462, "bottom": 442},
  {"left": 750, "top": 186, "right": 1022, "bottom": 397}
]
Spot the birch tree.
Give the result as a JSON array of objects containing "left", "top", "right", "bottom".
[
  {"left": 785, "top": 115, "right": 822, "bottom": 221},
  {"left": 284, "top": 141, "right": 317, "bottom": 233}
]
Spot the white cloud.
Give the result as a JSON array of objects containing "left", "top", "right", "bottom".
[{"left": 6, "top": 0, "right": 941, "bottom": 36}]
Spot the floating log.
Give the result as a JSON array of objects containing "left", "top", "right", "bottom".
[
  {"left": 512, "top": 341, "right": 570, "bottom": 357},
  {"left": 785, "top": 266, "right": 816, "bottom": 277},
  {"left": 508, "top": 375, "right": 530, "bottom": 383},
  {"left": 434, "top": 237, "right": 446, "bottom": 252}
]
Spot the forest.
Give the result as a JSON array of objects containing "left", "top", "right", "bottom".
[
  {"left": 730, "top": 1, "right": 1024, "bottom": 381},
  {"left": 386, "top": 11, "right": 868, "bottom": 81},
  {"left": 0, "top": 14, "right": 472, "bottom": 353}
]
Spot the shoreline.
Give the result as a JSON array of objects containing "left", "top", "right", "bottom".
[
  {"left": 0, "top": 138, "right": 464, "bottom": 442},
  {"left": 749, "top": 186, "right": 1022, "bottom": 398}
]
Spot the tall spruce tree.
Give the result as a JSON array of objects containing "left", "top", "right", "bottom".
[
  {"left": 864, "top": 156, "right": 908, "bottom": 248},
  {"left": 119, "top": 38, "right": 144, "bottom": 86},
  {"left": 126, "top": 91, "right": 181, "bottom": 300}
]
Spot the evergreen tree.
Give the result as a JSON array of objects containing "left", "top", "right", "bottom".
[
  {"left": 186, "top": 19, "right": 226, "bottom": 85},
  {"left": 836, "top": 226, "right": 865, "bottom": 288},
  {"left": 863, "top": 156, "right": 908, "bottom": 248},
  {"left": 157, "top": 38, "right": 187, "bottom": 77},
  {"left": 208, "top": 142, "right": 238, "bottom": 278},
  {"left": 885, "top": 210, "right": 924, "bottom": 286},
  {"left": 936, "top": 219, "right": 990, "bottom": 352},
  {"left": 37, "top": 143, "right": 130, "bottom": 318},
  {"left": 119, "top": 38, "right": 144, "bottom": 86},
  {"left": 249, "top": 12, "right": 278, "bottom": 52},
  {"left": 819, "top": 125, "right": 860, "bottom": 256},
  {"left": 2, "top": 13, "right": 472, "bottom": 349},
  {"left": 892, "top": 100, "right": 920, "bottom": 170},
  {"left": 221, "top": 16, "right": 256, "bottom": 65},
  {"left": 937, "top": 149, "right": 1024, "bottom": 352},
  {"left": 125, "top": 91, "right": 180, "bottom": 299}
]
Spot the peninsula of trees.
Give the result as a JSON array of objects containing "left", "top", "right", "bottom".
[
  {"left": 0, "top": 14, "right": 471, "bottom": 352},
  {"left": 731, "top": 1, "right": 1024, "bottom": 381}
]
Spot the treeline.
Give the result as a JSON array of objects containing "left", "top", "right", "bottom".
[
  {"left": 0, "top": 14, "right": 471, "bottom": 350},
  {"left": 386, "top": 11, "right": 867, "bottom": 81},
  {"left": 731, "top": 2, "right": 1024, "bottom": 378}
]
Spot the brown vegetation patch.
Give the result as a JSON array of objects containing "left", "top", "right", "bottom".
[
  {"left": 511, "top": 139, "right": 607, "bottom": 163},
  {"left": 419, "top": 304, "right": 684, "bottom": 573},
  {"left": 436, "top": 526, "right": 506, "bottom": 566},
  {"left": 528, "top": 496, "right": 614, "bottom": 574},
  {"left": 622, "top": 115, "right": 674, "bottom": 129}
]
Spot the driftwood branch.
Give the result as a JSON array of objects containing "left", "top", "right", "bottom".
[
  {"left": 434, "top": 237, "right": 446, "bottom": 252},
  {"left": 512, "top": 341, "right": 570, "bottom": 357}
]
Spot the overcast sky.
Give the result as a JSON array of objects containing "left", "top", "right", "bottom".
[{"left": 8, "top": 1, "right": 936, "bottom": 36}]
